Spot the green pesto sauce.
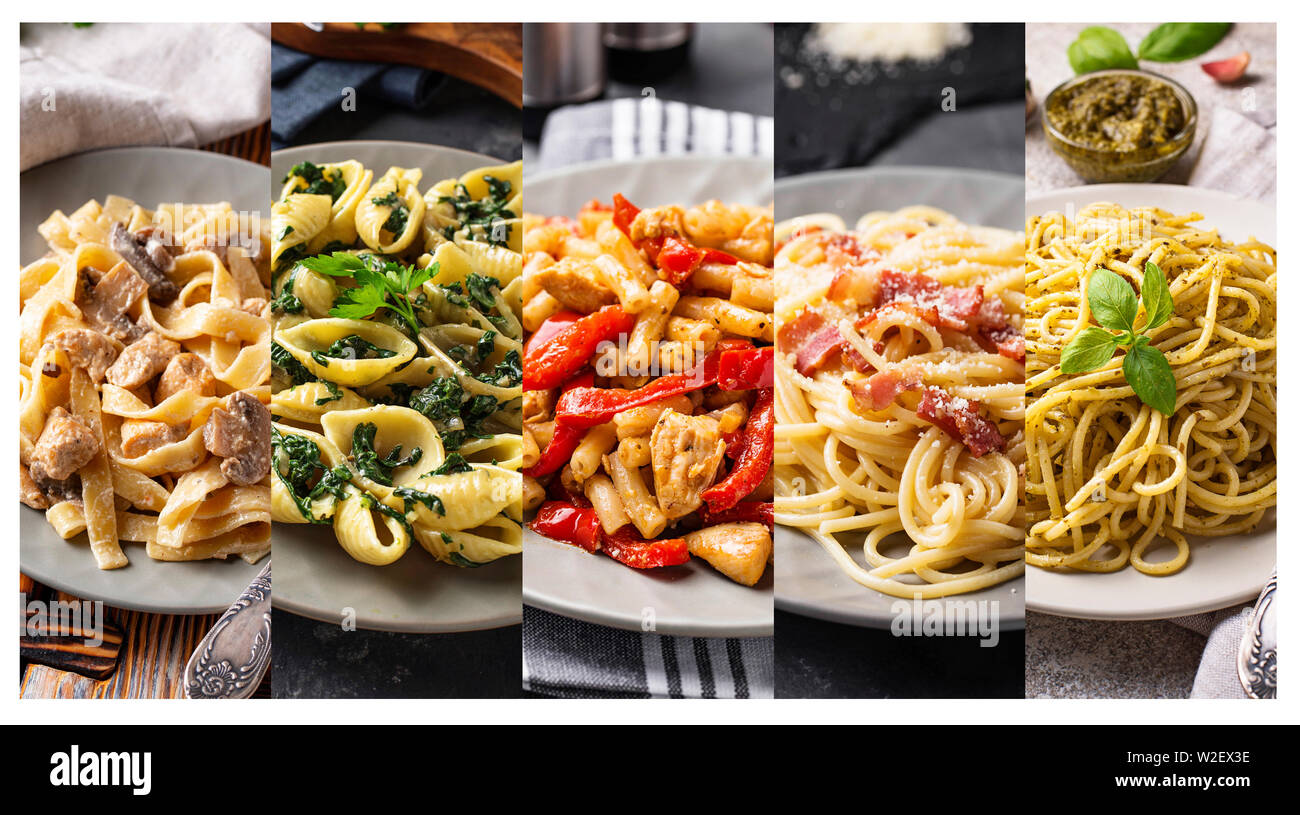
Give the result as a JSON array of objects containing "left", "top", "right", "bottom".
[{"left": 1047, "top": 74, "right": 1185, "bottom": 152}]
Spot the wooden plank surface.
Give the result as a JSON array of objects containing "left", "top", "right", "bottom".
[
  {"left": 19, "top": 123, "right": 272, "bottom": 700},
  {"left": 271, "top": 23, "right": 522, "bottom": 107}
]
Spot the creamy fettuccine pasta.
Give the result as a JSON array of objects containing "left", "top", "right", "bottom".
[
  {"left": 270, "top": 158, "right": 524, "bottom": 567},
  {"left": 19, "top": 196, "right": 273, "bottom": 569}
]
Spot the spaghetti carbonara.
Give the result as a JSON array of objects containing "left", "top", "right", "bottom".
[
  {"left": 270, "top": 158, "right": 523, "bottom": 567},
  {"left": 775, "top": 207, "right": 1026, "bottom": 598},
  {"left": 1026, "top": 203, "right": 1277, "bottom": 575},
  {"left": 20, "top": 196, "right": 273, "bottom": 569}
]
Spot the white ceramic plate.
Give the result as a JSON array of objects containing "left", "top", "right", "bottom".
[
  {"left": 1026, "top": 183, "right": 1276, "bottom": 620},
  {"left": 20, "top": 147, "right": 269, "bottom": 614},
  {"left": 774, "top": 166, "right": 1027, "bottom": 630},
  {"left": 270, "top": 141, "right": 522, "bottom": 633},
  {"left": 523, "top": 156, "right": 775, "bottom": 638}
]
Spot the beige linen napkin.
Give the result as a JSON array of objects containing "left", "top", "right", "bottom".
[{"left": 20, "top": 22, "right": 271, "bottom": 170}]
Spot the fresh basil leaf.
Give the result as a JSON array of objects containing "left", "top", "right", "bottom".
[
  {"left": 1061, "top": 326, "right": 1122, "bottom": 373},
  {"left": 1140, "top": 261, "right": 1174, "bottom": 332},
  {"left": 1088, "top": 268, "right": 1139, "bottom": 332},
  {"left": 1068, "top": 26, "right": 1138, "bottom": 74},
  {"left": 1137, "top": 23, "right": 1231, "bottom": 63},
  {"left": 1123, "top": 343, "right": 1177, "bottom": 416}
]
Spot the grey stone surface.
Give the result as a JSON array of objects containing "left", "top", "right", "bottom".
[{"left": 1025, "top": 612, "right": 1204, "bottom": 699}]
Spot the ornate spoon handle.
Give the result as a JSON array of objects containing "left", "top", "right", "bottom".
[
  {"left": 1237, "top": 568, "right": 1276, "bottom": 700},
  {"left": 183, "top": 562, "right": 272, "bottom": 699}
]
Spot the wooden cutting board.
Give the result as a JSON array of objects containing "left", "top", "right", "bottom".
[{"left": 272, "top": 23, "right": 522, "bottom": 108}]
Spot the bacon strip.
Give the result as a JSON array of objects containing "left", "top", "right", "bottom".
[
  {"left": 842, "top": 344, "right": 873, "bottom": 373},
  {"left": 856, "top": 270, "right": 1025, "bottom": 364},
  {"left": 981, "top": 324, "right": 1026, "bottom": 363},
  {"left": 916, "top": 386, "right": 1006, "bottom": 457},
  {"left": 847, "top": 368, "right": 923, "bottom": 412},
  {"left": 797, "top": 324, "right": 845, "bottom": 375},
  {"left": 936, "top": 285, "right": 985, "bottom": 330},
  {"left": 778, "top": 308, "right": 847, "bottom": 377}
]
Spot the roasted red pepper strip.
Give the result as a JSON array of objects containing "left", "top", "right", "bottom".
[
  {"left": 700, "top": 247, "right": 740, "bottom": 265},
  {"left": 523, "top": 305, "right": 636, "bottom": 390},
  {"left": 655, "top": 236, "right": 706, "bottom": 286},
  {"left": 700, "top": 500, "right": 774, "bottom": 528},
  {"left": 530, "top": 501, "right": 602, "bottom": 553},
  {"left": 701, "top": 387, "right": 774, "bottom": 513},
  {"left": 655, "top": 238, "right": 742, "bottom": 287},
  {"left": 523, "top": 310, "right": 580, "bottom": 361},
  {"left": 553, "top": 339, "right": 757, "bottom": 428},
  {"left": 718, "top": 346, "right": 774, "bottom": 390},
  {"left": 523, "top": 371, "right": 593, "bottom": 478},
  {"left": 556, "top": 344, "right": 717, "bottom": 428},
  {"left": 612, "top": 193, "right": 639, "bottom": 235},
  {"left": 601, "top": 526, "right": 690, "bottom": 569},
  {"left": 524, "top": 426, "right": 584, "bottom": 479},
  {"left": 612, "top": 192, "right": 666, "bottom": 258}
]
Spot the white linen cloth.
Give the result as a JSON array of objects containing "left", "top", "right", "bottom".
[{"left": 20, "top": 23, "right": 271, "bottom": 170}]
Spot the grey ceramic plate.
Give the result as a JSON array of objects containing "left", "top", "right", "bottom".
[
  {"left": 19, "top": 147, "right": 269, "bottom": 614},
  {"left": 270, "top": 141, "right": 522, "bottom": 633},
  {"left": 774, "top": 166, "right": 1027, "bottom": 631},
  {"left": 523, "top": 155, "right": 775, "bottom": 638},
  {"left": 1026, "top": 184, "right": 1276, "bottom": 620}
]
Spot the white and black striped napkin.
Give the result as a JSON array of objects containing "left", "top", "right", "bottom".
[
  {"left": 525, "top": 95, "right": 775, "bottom": 699},
  {"left": 522, "top": 607, "right": 773, "bottom": 699},
  {"left": 534, "top": 96, "right": 774, "bottom": 171}
]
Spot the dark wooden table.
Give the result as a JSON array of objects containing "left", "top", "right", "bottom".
[{"left": 19, "top": 122, "right": 272, "bottom": 700}]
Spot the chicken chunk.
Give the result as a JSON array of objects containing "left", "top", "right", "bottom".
[
  {"left": 48, "top": 328, "right": 119, "bottom": 383},
  {"left": 120, "top": 420, "right": 187, "bottom": 458},
  {"left": 649, "top": 409, "right": 726, "bottom": 520},
  {"left": 203, "top": 391, "right": 271, "bottom": 486},
  {"left": 532, "top": 257, "right": 616, "bottom": 313},
  {"left": 155, "top": 353, "right": 216, "bottom": 403},
  {"left": 684, "top": 522, "right": 772, "bottom": 586},
  {"left": 106, "top": 332, "right": 181, "bottom": 390},
  {"left": 630, "top": 205, "right": 687, "bottom": 247},
  {"left": 523, "top": 388, "right": 556, "bottom": 424},
  {"left": 29, "top": 406, "right": 100, "bottom": 482}
]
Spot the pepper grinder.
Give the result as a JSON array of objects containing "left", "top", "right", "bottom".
[{"left": 523, "top": 23, "right": 607, "bottom": 140}]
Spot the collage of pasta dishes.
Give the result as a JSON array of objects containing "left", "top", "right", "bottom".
[{"left": 13, "top": 19, "right": 1282, "bottom": 710}]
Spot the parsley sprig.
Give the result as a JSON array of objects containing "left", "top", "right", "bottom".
[
  {"left": 1060, "top": 261, "right": 1177, "bottom": 416},
  {"left": 299, "top": 253, "right": 436, "bottom": 336}
]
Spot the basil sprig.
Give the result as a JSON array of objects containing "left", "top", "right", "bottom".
[
  {"left": 1067, "top": 23, "right": 1231, "bottom": 74},
  {"left": 1059, "top": 262, "right": 1177, "bottom": 416}
]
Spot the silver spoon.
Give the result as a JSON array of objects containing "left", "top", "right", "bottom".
[
  {"left": 183, "top": 562, "right": 272, "bottom": 699},
  {"left": 1237, "top": 568, "right": 1276, "bottom": 699}
]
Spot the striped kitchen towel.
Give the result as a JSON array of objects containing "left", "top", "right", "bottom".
[
  {"left": 534, "top": 95, "right": 774, "bottom": 172},
  {"left": 523, "top": 607, "right": 774, "bottom": 699}
]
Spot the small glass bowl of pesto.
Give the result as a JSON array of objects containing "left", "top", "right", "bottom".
[{"left": 1043, "top": 69, "right": 1196, "bottom": 183}]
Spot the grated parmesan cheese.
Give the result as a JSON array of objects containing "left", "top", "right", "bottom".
[{"left": 807, "top": 23, "right": 972, "bottom": 66}]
